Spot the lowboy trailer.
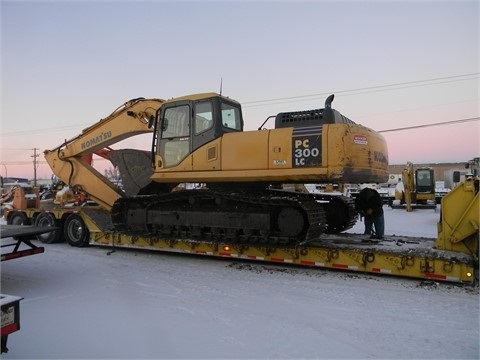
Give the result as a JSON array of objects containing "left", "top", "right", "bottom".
[{"left": 5, "top": 178, "right": 478, "bottom": 285}]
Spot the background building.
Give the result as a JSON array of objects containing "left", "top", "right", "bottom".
[{"left": 388, "top": 159, "right": 477, "bottom": 182}]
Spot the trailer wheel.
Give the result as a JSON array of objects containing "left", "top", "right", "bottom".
[
  {"left": 34, "top": 212, "right": 63, "bottom": 244},
  {"left": 64, "top": 214, "right": 89, "bottom": 247},
  {"left": 7, "top": 212, "right": 32, "bottom": 240},
  {"left": 7, "top": 212, "right": 31, "bottom": 226}
]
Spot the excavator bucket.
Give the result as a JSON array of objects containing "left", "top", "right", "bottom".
[{"left": 107, "top": 149, "right": 154, "bottom": 197}]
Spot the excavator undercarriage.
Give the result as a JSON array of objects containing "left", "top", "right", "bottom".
[
  {"left": 108, "top": 147, "right": 358, "bottom": 247},
  {"left": 111, "top": 187, "right": 357, "bottom": 247}
]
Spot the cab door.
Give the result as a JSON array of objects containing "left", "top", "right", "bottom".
[{"left": 158, "top": 104, "right": 191, "bottom": 169}]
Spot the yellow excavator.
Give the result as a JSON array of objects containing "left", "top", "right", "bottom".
[
  {"left": 44, "top": 93, "right": 388, "bottom": 246},
  {"left": 393, "top": 162, "right": 437, "bottom": 211}
]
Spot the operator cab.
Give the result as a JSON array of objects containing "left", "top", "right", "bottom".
[
  {"left": 154, "top": 93, "right": 243, "bottom": 168},
  {"left": 415, "top": 168, "right": 435, "bottom": 194}
]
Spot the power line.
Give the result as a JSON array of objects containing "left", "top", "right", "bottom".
[
  {"left": 242, "top": 73, "right": 479, "bottom": 107},
  {"left": 1, "top": 73, "right": 477, "bottom": 139},
  {"left": 1, "top": 116, "right": 478, "bottom": 155},
  {"left": 1, "top": 124, "right": 86, "bottom": 137},
  {"left": 0, "top": 158, "right": 109, "bottom": 166},
  {"left": 1, "top": 117, "right": 477, "bottom": 160},
  {"left": 379, "top": 117, "right": 480, "bottom": 133}
]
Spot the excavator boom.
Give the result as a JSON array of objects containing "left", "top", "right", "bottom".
[{"left": 44, "top": 98, "right": 164, "bottom": 210}]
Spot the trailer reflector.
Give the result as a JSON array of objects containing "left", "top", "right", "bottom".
[
  {"left": 372, "top": 268, "right": 392, "bottom": 274},
  {"left": 271, "top": 257, "right": 293, "bottom": 263},
  {"left": 1, "top": 248, "right": 44, "bottom": 261},
  {"left": 300, "top": 260, "right": 325, "bottom": 267},
  {"left": 332, "top": 263, "right": 359, "bottom": 271}
]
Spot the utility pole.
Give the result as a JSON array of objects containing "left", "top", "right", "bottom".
[
  {"left": 31, "top": 148, "right": 39, "bottom": 187},
  {"left": 1, "top": 163, "right": 7, "bottom": 181}
]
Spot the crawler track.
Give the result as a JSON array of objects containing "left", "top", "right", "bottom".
[
  {"left": 111, "top": 190, "right": 327, "bottom": 246},
  {"left": 267, "top": 189, "right": 358, "bottom": 234},
  {"left": 316, "top": 195, "right": 358, "bottom": 234}
]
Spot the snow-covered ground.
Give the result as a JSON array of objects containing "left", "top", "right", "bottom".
[{"left": 1, "top": 206, "right": 478, "bottom": 359}]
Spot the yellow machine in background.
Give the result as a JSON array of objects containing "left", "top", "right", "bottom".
[
  {"left": 394, "top": 162, "right": 436, "bottom": 211},
  {"left": 44, "top": 93, "right": 388, "bottom": 246},
  {"left": 436, "top": 177, "right": 479, "bottom": 265}
]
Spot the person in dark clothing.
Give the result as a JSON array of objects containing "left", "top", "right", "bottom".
[{"left": 354, "top": 187, "right": 385, "bottom": 239}]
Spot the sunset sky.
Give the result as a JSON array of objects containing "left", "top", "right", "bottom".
[{"left": 1, "top": 0, "right": 478, "bottom": 180}]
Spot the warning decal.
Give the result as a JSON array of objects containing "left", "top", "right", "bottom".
[{"left": 354, "top": 135, "right": 367, "bottom": 145}]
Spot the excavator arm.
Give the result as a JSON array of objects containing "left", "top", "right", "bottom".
[
  {"left": 402, "top": 162, "right": 414, "bottom": 212},
  {"left": 44, "top": 98, "right": 165, "bottom": 210}
]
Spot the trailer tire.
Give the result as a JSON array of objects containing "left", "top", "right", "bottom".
[
  {"left": 7, "top": 212, "right": 32, "bottom": 240},
  {"left": 34, "top": 212, "right": 63, "bottom": 244},
  {"left": 7, "top": 212, "right": 31, "bottom": 226},
  {"left": 64, "top": 214, "right": 89, "bottom": 247}
]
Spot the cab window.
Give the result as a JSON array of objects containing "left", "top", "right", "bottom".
[
  {"left": 160, "top": 105, "right": 190, "bottom": 167},
  {"left": 162, "top": 105, "right": 189, "bottom": 138},
  {"left": 221, "top": 102, "right": 242, "bottom": 131},
  {"left": 194, "top": 101, "right": 213, "bottom": 134}
]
